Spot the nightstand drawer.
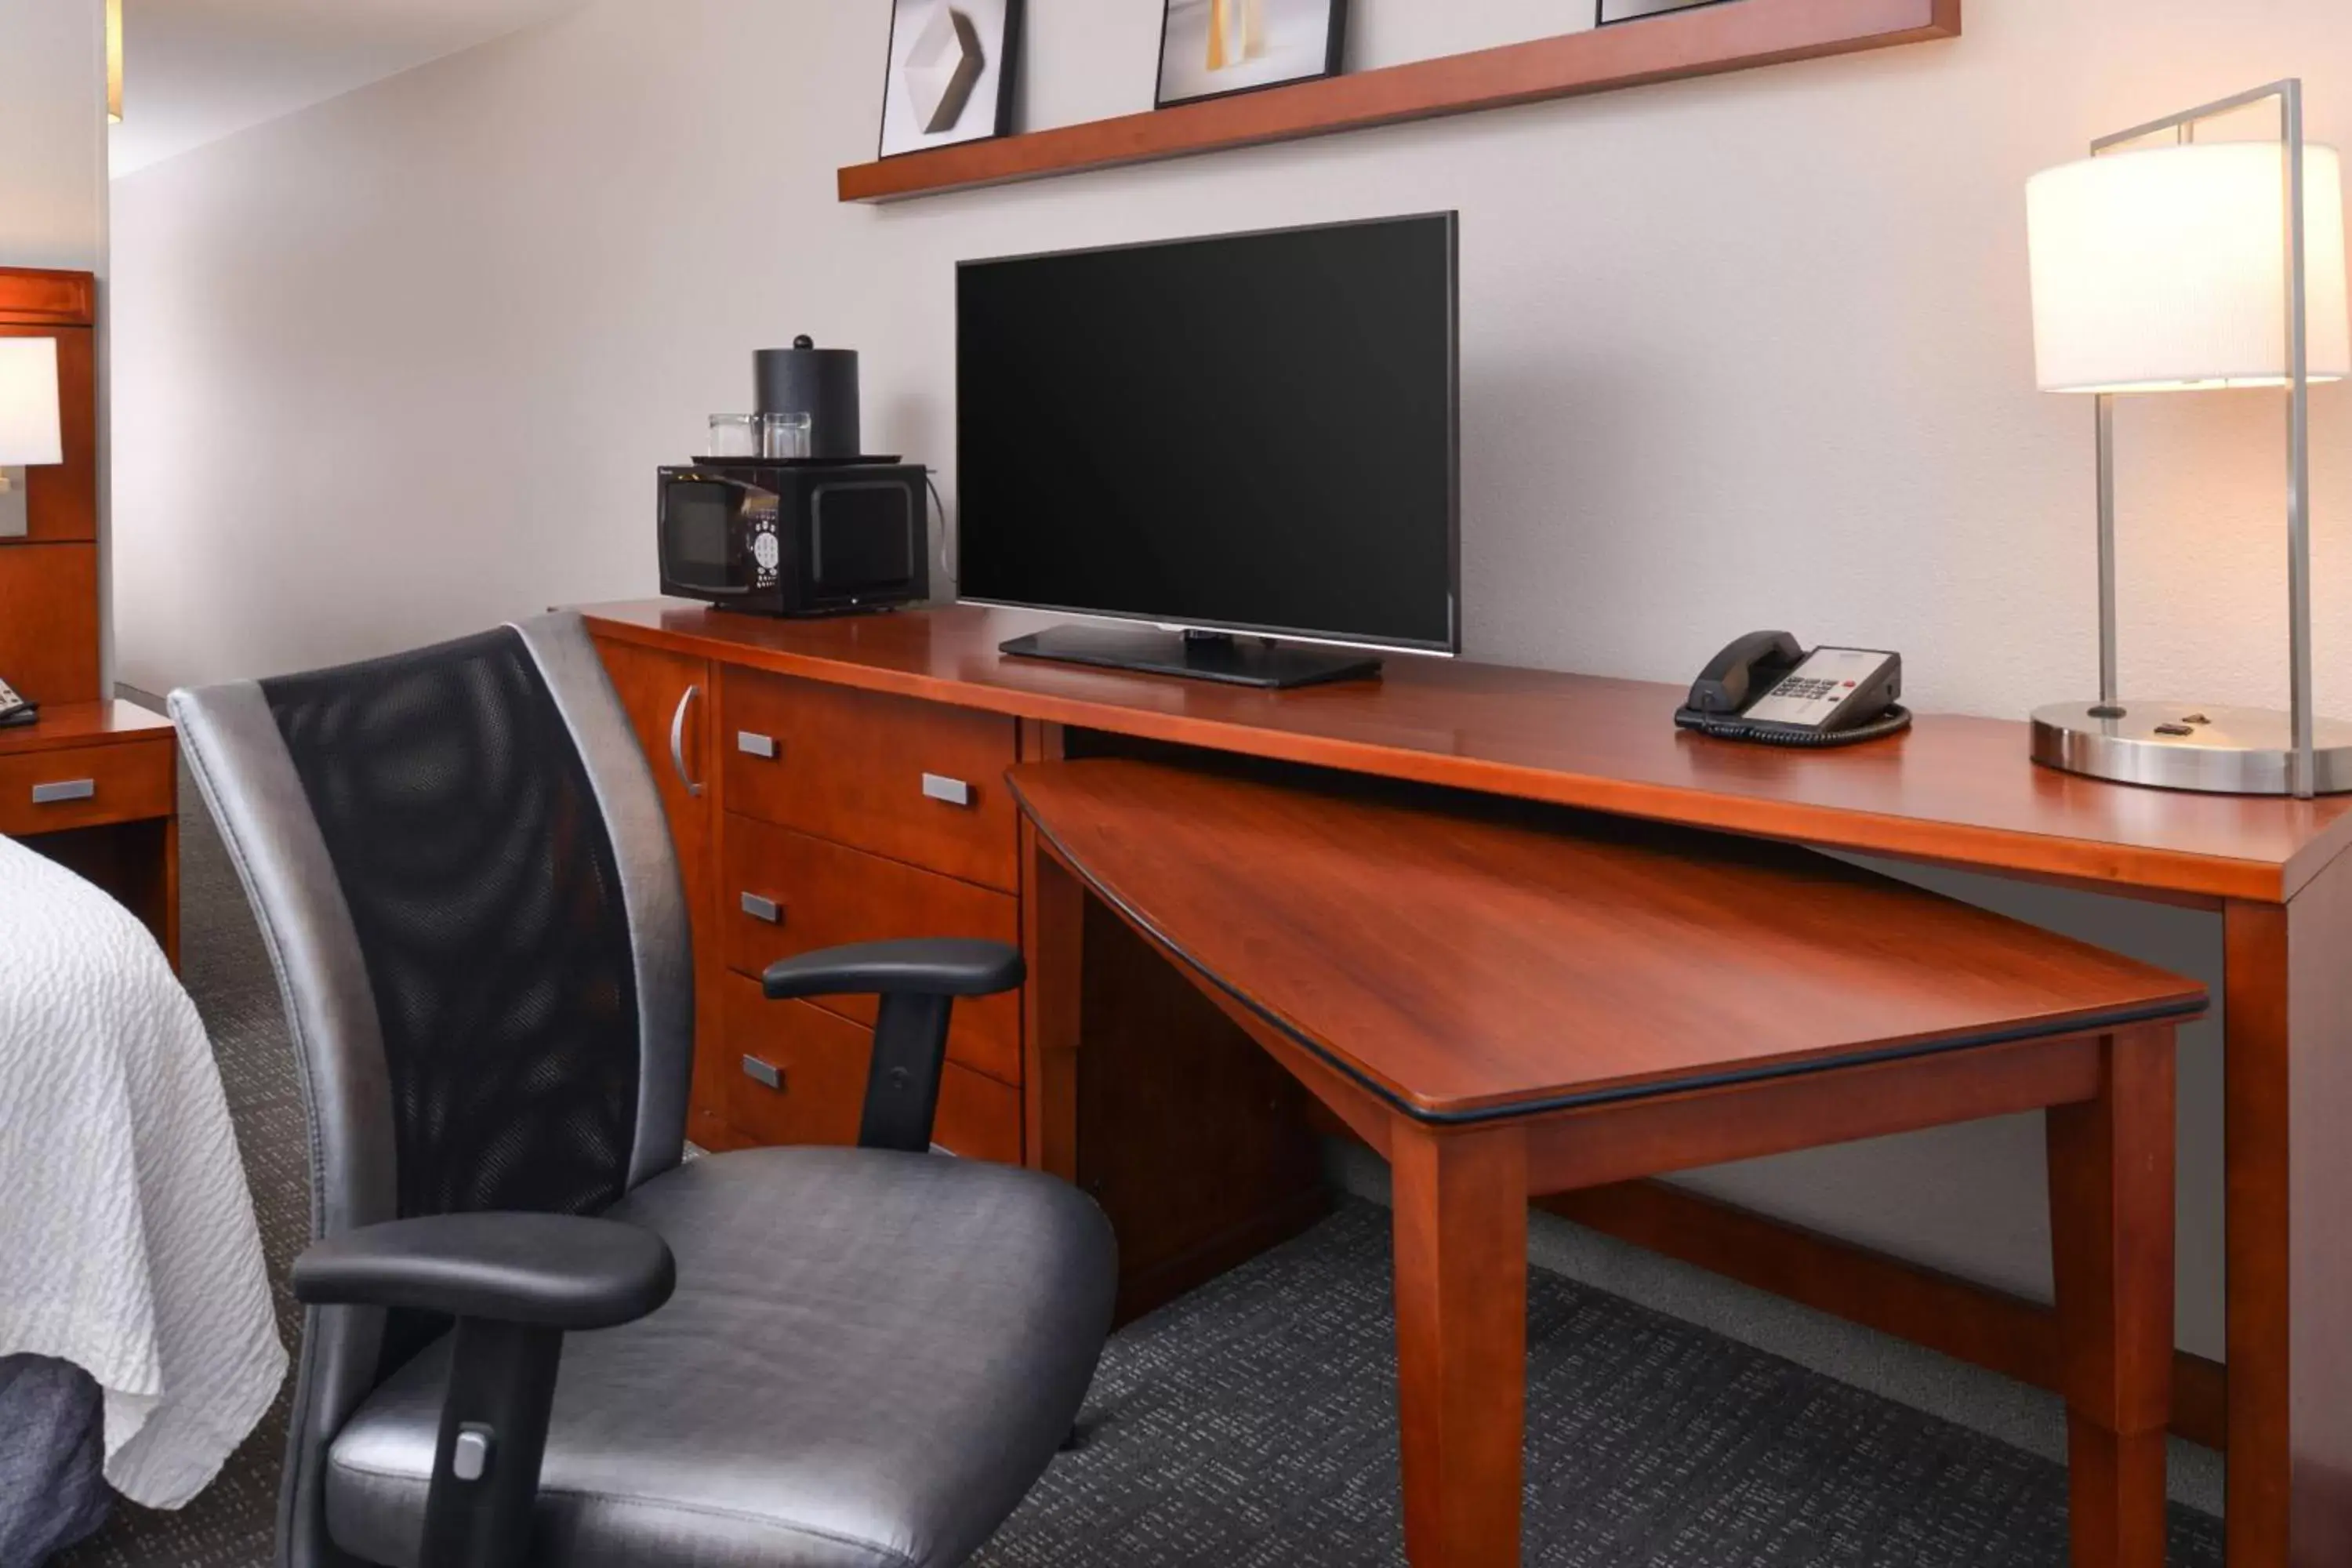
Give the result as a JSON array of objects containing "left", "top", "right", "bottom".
[
  {"left": 721, "top": 813, "right": 1022, "bottom": 1086},
  {"left": 0, "top": 739, "right": 173, "bottom": 837},
  {"left": 720, "top": 669, "right": 1019, "bottom": 891},
  {"left": 722, "top": 978, "right": 1024, "bottom": 1163}
]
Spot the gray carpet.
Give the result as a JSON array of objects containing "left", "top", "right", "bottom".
[{"left": 54, "top": 771, "right": 2226, "bottom": 1566}]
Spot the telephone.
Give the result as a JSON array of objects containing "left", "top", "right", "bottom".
[
  {"left": 0, "top": 673, "right": 34, "bottom": 729},
  {"left": 1675, "top": 631, "right": 1910, "bottom": 747}
]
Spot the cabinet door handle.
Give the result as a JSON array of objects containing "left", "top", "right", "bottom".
[
  {"left": 737, "top": 731, "right": 778, "bottom": 760},
  {"left": 742, "top": 1056, "right": 783, "bottom": 1091},
  {"left": 740, "top": 892, "right": 782, "bottom": 924},
  {"left": 922, "top": 773, "right": 973, "bottom": 808},
  {"left": 31, "top": 779, "right": 96, "bottom": 805},
  {"left": 669, "top": 685, "right": 704, "bottom": 799}
]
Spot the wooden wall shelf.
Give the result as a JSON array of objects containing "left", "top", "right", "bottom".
[{"left": 838, "top": 0, "right": 1960, "bottom": 205}]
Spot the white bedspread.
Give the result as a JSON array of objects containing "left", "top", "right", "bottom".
[{"left": 0, "top": 834, "right": 285, "bottom": 1509}]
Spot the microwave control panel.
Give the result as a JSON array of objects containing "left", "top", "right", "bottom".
[{"left": 746, "top": 507, "right": 782, "bottom": 589}]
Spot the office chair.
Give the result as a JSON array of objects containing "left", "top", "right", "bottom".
[{"left": 172, "top": 614, "right": 1116, "bottom": 1568}]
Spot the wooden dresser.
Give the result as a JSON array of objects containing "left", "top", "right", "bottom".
[
  {"left": 593, "top": 630, "right": 1029, "bottom": 1160},
  {"left": 0, "top": 267, "right": 100, "bottom": 706}
]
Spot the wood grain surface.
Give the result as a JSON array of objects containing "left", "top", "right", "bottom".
[
  {"left": 0, "top": 701, "right": 173, "bottom": 755},
  {"left": 839, "top": 0, "right": 1960, "bottom": 203},
  {"left": 0, "top": 268, "right": 96, "bottom": 325},
  {"left": 720, "top": 664, "right": 1022, "bottom": 892},
  {"left": 719, "top": 812, "right": 1022, "bottom": 1085},
  {"left": 1006, "top": 758, "right": 2207, "bottom": 1120},
  {"left": 583, "top": 601, "right": 2352, "bottom": 904}
]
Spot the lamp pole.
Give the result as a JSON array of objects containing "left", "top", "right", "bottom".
[{"left": 2282, "top": 78, "right": 2318, "bottom": 800}]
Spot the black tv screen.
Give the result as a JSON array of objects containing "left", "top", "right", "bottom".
[{"left": 957, "top": 213, "right": 1460, "bottom": 654}]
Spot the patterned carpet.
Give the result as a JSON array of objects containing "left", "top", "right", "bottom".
[{"left": 53, "top": 774, "right": 2225, "bottom": 1566}]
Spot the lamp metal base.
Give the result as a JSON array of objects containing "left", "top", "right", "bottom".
[{"left": 2030, "top": 701, "right": 2352, "bottom": 796}]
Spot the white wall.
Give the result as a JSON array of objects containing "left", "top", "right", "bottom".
[
  {"left": 0, "top": 0, "right": 107, "bottom": 270},
  {"left": 109, "top": 0, "right": 2352, "bottom": 1363},
  {"left": 3, "top": 0, "right": 109, "bottom": 679}
]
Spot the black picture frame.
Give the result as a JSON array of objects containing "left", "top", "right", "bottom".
[
  {"left": 877, "top": 0, "right": 1025, "bottom": 161},
  {"left": 1155, "top": 0, "right": 1348, "bottom": 111}
]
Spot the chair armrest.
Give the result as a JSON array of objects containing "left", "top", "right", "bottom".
[
  {"left": 762, "top": 938, "right": 1025, "bottom": 1002},
  {"left": 760, "top": 940, "right": 1024, "bottom": 1155},
  {"left": 292, "top": 1214, "right": 677, "bottom": 1333}
]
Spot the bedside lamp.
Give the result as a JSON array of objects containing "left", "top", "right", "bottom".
[
  {"left": 2025, "top": 80, "right": 2352, "bottom": 797},
  {"left": 0, "top": 336, "right": 64, "bottom": 541}
]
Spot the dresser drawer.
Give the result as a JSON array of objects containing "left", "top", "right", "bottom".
[
  {"left": 721, "top": 978, "right": 1024, "bottom": 1163},
  {"left": 933, "top": 1064, "right": 1022, "bottom": 1165},
  {"left": 721, "top": 813, "right": 1022, "bottom": 1086},
  {"left": 720, "top": 670, "right": 1019, "bottom": 891},
  {"left": 722, "top": 986, "right": 869, "bottom": 1148},
  {"left": 0, "top": 739, "right": 173, "bottom": 837}
]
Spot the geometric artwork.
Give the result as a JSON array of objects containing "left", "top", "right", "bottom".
[
  {"left": 906, "top": 6, "right": 985, "bottom": 133},
  {"left": 880, "top": 0, "right": 1024, "bottom": 158},
  {"left": 1158, "top": 0, "right": 1347, "bottom": 109}
]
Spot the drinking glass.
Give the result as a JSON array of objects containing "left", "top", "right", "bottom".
[
  {"left": 760, "top": 412, "right": 814, "bottom": 461},
  {"left": 707, "top": 415, "right": 760, "bottom": 459}
]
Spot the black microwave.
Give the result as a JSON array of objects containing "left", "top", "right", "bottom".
[{"left": 657, "top": 461, "right": 930, "bottom": 617}]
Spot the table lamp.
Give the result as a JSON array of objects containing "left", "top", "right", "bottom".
[
  {"left": 2025, "top": 80, "right": 2352, "bottom": 797},
  {"left": 0, "top": 336, "right": 64, "bottom": 541}
]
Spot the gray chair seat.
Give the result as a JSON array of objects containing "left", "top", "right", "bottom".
[{"left": 324, "top": 1147, "right": 1116, "bottom": 1568}]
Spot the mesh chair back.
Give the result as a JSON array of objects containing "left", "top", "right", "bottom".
[{"left": 173, "top": 613, "right": 692, "bottom": 1568}]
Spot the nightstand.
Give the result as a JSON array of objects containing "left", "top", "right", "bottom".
[{"left": 0, "top": 702, "right": 179, "bottom": 967}]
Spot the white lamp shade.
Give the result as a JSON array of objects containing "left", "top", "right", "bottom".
[
  {"left": 2027, "top": 141, "right": 2352, "bottom": 394},
  {"left": 0, "top": 338, "right": 63, "bottom": 466}
]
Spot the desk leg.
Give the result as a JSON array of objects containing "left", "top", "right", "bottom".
[
  {"left": 1391, "top": 1124, "right": 1527, "bottom": 1567},
  {"left": 2047, "top": 1027, "right": 2176, "bottom": 1568},
  {"left": 2228, "top": 853, "right": 2352, "bottom": 1567}
]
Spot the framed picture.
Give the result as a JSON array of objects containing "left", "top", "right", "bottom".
[
  {"left": 1157, "top": 0, "right": 1347, "bottom": 110},
  {"left": 1598, "top": 0, "right": 1734, "bottom": 23},
  {"left": 879, "top": 0, "right": 1023, "bottom": 159}
]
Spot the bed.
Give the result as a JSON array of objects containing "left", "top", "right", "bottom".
[{"left": 0, "top": 833, "right": 285, "bottom": 1559}]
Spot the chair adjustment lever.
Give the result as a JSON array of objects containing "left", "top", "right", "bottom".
[{"left": 452, "top": 1424, "right": 495, "bottom": 1483}]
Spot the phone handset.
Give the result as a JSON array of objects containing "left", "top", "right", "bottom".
[{"left": 0, "top": 674, "right": 35, "bottom": 729}]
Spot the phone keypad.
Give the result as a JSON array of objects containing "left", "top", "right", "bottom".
[{"left": 1770, "top": 677, "right": 1842, "bottom": 702}]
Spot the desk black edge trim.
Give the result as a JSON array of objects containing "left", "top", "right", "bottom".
[{"left": 1012, "top": 775, "right": 2210, "bottom": 1128}]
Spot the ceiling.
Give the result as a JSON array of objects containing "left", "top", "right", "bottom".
[{"left": 110, "top": 0, "right": 592, "bottom": 177}]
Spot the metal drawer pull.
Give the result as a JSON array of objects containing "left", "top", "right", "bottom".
[
  {"left": 922, "top": 773, "right": 973, "bottom": 808},
  {"left": 742, "top": 1056, "right": 783, "bottom": 1091},
  {"left": 738, "top": 731, "right": 778, "bottom": 759},
  {"left": 31, "top": 779, "right": 96, "bottom": 804},
  {"left": 669, "top": 686, "right": 704, "bottom": 799},
  {"left": 740, "top": 892, "right": 782, "bottom": 924}
]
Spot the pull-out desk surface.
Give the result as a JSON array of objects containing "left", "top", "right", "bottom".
[
  {"left": 1011, "top": 757, "right": 2201, "bottom": 1568},
  {"left": 1007, "top": 760, "right": 2205, "bottom": 1125}
]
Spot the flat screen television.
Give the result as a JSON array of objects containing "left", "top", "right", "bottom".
[{"left": 956, "top": 212, "right": 1460, "bottom": 688}]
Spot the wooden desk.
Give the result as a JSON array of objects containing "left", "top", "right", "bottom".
[
  {"left": 583, "top": 598, "right": 2352, "bottom": 1567},
  {"left": 1012, "top": 758, "right": 2201, "bottom": 1567},
  {"left": 0, "top": 702, "right": 180, "bottom": 967}
]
